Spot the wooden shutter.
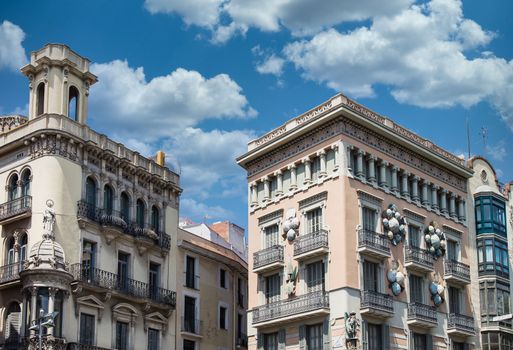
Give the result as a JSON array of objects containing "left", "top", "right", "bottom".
[
  {"left": 361, "top": 320, "right": 368, "bottom": 350},
  {"left": 278, "top": 328, "right": 286, "bottom": 350},
  {"left": 322, "top": 318, "right": 330, "bottom": 350},
  {"left": 426, "top": 334, "right": 433, "bottom": 350},
  {"left": 257, "top": 332, "right": 263, "bottom": 350},
  {"left": 382, "top": 324, "right": 390, "bottom": 350},
  {"left": 299, "top": 325, "right": 306, "bottom": 350}
]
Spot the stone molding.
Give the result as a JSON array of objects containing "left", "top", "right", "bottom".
[
  {"left": 299, "top": 191, "right": 328, "bottom": 209},
  {"left": 258, "top": 209, "right": 284, "bottom": 226}
]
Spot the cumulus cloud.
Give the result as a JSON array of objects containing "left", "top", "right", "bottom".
[
  {"left": 283, "top": 0, "right": 513, "bottom": 131},
  {"left": 485, "top": 141, "right": 507, "bottom": 162},
  {"left": 89, "top": 60, "right": 256, "bottom": 140},
  {"left": 180, "top": 198, "right": 235, "bottom": 222},
  {"left": 144, "top": 0, "right": 224, "bottom": 28},
  {"left": 0, "top": 21, "right": 27, "bottom": 71},
  {"left": 256, "top": 54, "right": 286, "bottom": 76}
]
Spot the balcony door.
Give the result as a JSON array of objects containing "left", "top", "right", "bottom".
[
  {"left": 264, "top": 332, "right": 278, "bottom": 350},
  {"left": 115, "top": 321, "right": 129, "bottom": 350},
  {"left": 85, "top": 177, "right": 96, "bottom": 207},
  {"left": 306, "top": 260, "right": 325, "bottom": 293},
  {"left": 409, "top": 274, "right": 423, "bottom": 304},
  {"left": 149, "top": 263, "right": 160, "bottom": 299},
  {"left": 306, "top": 323, "right": 323, "bottom": 350},
  {"left": 117, "top": 252, "right": 130, "bottom": 291},
  {"left": 79, "top": 313, "right": 95, "bottom": 345},
  {"left": 449, "top": 286, "right": 461, "bottom": 314},
  {"left": 363, "top": 260, "right": 379, "bottom": 292},
  {"left": 362, "top": 207, "right": 376, "bottom": 232},
  {"left": 408, "top": 226, "right": 421, "bottom": 248},
  {"left": 265, "top": 274, "right": 280, "bottom": 304},
  {"left": 306, "top": 208, "right": 322, "bottom": 234},
  {"left": 82, "top": 241, "right": 96, "bottom": 281},
  {"left": 185, "top": 256, "right": 196, "bottom": 289},
  {"left": 447, "top": 240, "right": 458, "bottom": 261},
  {"left": 264, "top": 225, "right": 279, "bottom": 249},
  {"left": 184, "top": 296, "right": 196, "bottom": 333}
]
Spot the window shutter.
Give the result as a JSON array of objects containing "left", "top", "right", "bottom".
[
  {"left": 361, "top": 320, "right": 368, "bottom": 350},
  {"left": 426, "top": 335, "right": 433, "bottom": 350},
  {"left": 299, "top": 324, "right": 306, "bottom": 350},
  {"left": 382, "top": 324, "right": 390, "bottom": 350},
  {"left": 278, "top": 328, "right": 286, "bottom": 350},
  {"left": 257, "top": 332, "right": 263, "bottom": 350},
  {"left": 322, "top": 318, "right": 330, "bottom": 350}
]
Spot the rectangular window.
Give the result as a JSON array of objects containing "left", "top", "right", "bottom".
[
  {"left": 363, "top": 260, "right": 379, "bottom": 292},
  {"left": 184, "top": 296, "right": 196, "bottom": 333},
  {"left": 237, "top": 313, "right": 243, "bottom": 339},
  {"left": 79, "top": 313, "right": 95, "bottom": 345},
  {"left": 264, "top": 332, "right": 278, "bottom": 350},
  {"left": 362, "top": 207, "right": 376, "bottom": 232},
  {"left": 220, "top": 269, "right": 227, "bottom": 288},
  {"left": 409, "top": 275, "right": 423, "bottom": 303},
  {"left": 368, "top": 323, "right": 383, "bottom": 350},
  {"left": 265, "top": 274, "right": 281, "bottom": 303},
  {"left": 306, "top": 323, "right": 323, "bottom": 350},
  {"left": 238, "top": 277, "right": 244, "bottom": 307},
  {"left": 307, "top": 208, "right": 323, "bottom": 234},
  {"left": 413, "top": 333, "right": 426, "bottom": 350},
  {"left": 449, "top": 286, "right": 461, "bottom": 314},
  {"left": 447, "top": 240, "right": 458, "bottom": 261},
  {"left": 147, "top": 328, "right": 159, "bottom": 350},
  {"left": 219, "top": 306, "right": 227, "bottom": 329},
  {"left": 183, "top": 339, "right": 195, "bottom": 350},
  {"left": 82, "top": 241, "right": 96, "bottom": 280},
  {"left": 115, "top": 321, "right": 129, "bottom": 350},
  {"left": 306, "top": 260, "right": 325, "bottom": 292},
  {"left": 117, "top": 252, "right": 129, "bottom": 291},
  {"left": 149, "top": 263, "right": 160, "bottom": 299},
  {"left": 264, "top": 224, "right": 279, "bottom": 248},
  {"left": 185, "top": 256, "right": 197, "bottom": 289},
  {"left": 408, "top": 226, "right": 421, "bottom": 248}
]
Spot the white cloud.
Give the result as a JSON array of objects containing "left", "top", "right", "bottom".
[
  {"left": 180, "top": 197, "right": 234, "bottom": 222},
  {"left": 283, "top": 0, "right": 513, "bottom": 131},
  {"left": 485, "top": 141, "right": 507, "bottom": 162},
  {"left": 0, "top": 21, "right": 27, "bottom": 71},
  {"left": 89, "top": 60, "right": 256, "bottom": 140},
  {"left": 256, "top": 54, "right": 286, "bottom": 76},
  {"left": 144, "top": 0, "right": 224, "bottom": 28}
]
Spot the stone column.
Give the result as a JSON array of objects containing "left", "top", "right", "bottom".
[
  {"left": 379, "top": 160, "right": 388, "bottom": 188},
  {"left": 411, "top": 176, "right": 420, "bottom": 202},
  {"left": 368, "top": 155, "right": 376, "bottom": 184},
  {"left": 335, "top": 143, "right": 343, "bottom": 172},
  {"left": 401, "top": 171, "right": 410, "bottom": 199},
  {"left": 391, "top": 166, "right": 399, "bottom": 193},
  {"left": 449, "top": 193, "right": 457, "bottom": 218},
  {"left": 30, "top": 287, "right": 38, "bottom": 335},
  {"left": 440, "top": 189, "right": 448, "bottom": 214},
  {"left": 303, "top": 158, "right": 312, "bottom": 184},
  {"left": 422, "top": 181, "right": 430, "bottom": 206},
  {"left": 318, "top": 150, "right": 327, "bottom": 177},
  {"left": 458, "top": 199, "right": 466, "bottom": 221},
  {"left": 276, "top": 171, "right": 283, "bottom": 196},
  {"left": 431, "top": 184, "right": 439, "bottom": 210},
  {"left": 47, "top": 288, "right": 58, "bottom": 336},
  {"left": 263, "top": 177, "right": 270, "bottom": 202},
  {"left": 250, "top": 182, "right": 257, "bottom": 206},
  {"left": 356, "top": 150, "right": 364, "bottom": 178},
  {"left": 289, "top": 164, "right": 297, "bottom": 190}
]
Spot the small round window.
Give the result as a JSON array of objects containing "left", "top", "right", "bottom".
[{"left": 480, "top": 169, "right": 488, "bottom": 182}]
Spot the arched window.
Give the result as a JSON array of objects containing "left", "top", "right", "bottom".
[
  {"left": 36, "top": 83, "right": 45, "bottom": 116},
  {"left": 85, "top": 177, "right": 97, "bottom": 207},
  {"left": 20, "top": 234, "right": 27, "bottom": 264},
  {"left": 21, "top": 170, "right": 31, "bottom": 197},
  {"left": 136, "top": 199, "right": 145, "bottom": 228},
  {"left": 68, "top": 86, "right": 79, "bottom": 121},
  {"left": 8, "top": 174, "right": 18, "bottom": 201},
  {"left": 104, "top": 185, "right": 114, "bottom": 215},
  {"left": 120, "top": 192, "right": 130, "bottom": 221},
  {"left": 151, "top": 206, "right": 160, "bottom": 232},
  {"left": 6, "top": 237, "right": 15, "bottom": 265}
]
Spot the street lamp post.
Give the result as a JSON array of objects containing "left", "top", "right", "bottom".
[{"left": 28, "top": 309, "right": 59, "bottom": 350}]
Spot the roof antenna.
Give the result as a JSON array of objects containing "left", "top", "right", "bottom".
[
  {"left": 466, "top": 118, "right": 471, "bottom": 160},
  {"left": 479, "top": 127, "right": 488, "bottom": 149}
]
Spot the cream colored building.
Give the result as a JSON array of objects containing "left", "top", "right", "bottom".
[
  {"left": 238, "top": 94, "right": 478, "bottom": 350},
  {"left": 177, "top": 222, "right": 248, "bottom": 350},
  {"left": 0, "top": 44, "right": 180, "bottom": 350}
]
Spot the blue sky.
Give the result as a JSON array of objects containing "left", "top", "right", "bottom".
[{"left": 1, "top": 0, "right": 512, "bottom": 232}]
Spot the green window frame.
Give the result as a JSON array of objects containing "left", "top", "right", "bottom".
[{"left": 475, "top": 196, "right": 506, "bottom": 236}]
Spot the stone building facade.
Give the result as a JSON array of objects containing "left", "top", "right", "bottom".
[
  {"left": 238, "top": 94, "right": 478, "bottom": 350},
  {"left": 0, "top": 44, "right": 180, "bottom": 349}
]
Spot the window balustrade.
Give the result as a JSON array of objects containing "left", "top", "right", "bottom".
[
  {"left": 0, "top": 195, "right": 32, "bottom": 223},
  {"left": 358, "top": 229, "right": 391, "bottom": 256},
  {"left": 407, "top": 302, "right": 437, "bottom": 325},
  {"left": 405, "top": 245, "right": 434, "bottom": 271},
  {"left": 294, "top": 229, "right": 329, "bottom": 257},
  {"left": 448, "top": 313, "right": 475, "bottom": 334},
  {"left": 360, "top": 290, "right": 394, "bottom": 314},
  {"left": 0, "top": 261, "right": 25, "bottom": 284},
  {"left": 253, "top": 245, "right": 284, "bottom": 270},
  {"left": 444, "top": 260, "right": 470, "bottom": 283}
]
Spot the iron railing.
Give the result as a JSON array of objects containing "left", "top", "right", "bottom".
[
  {"left": 181, "top": 316, "right": 202, "bottom": 335},
  {"left": 405, "top": 245, "right": 434, "bottom": 270},
  {"left": 294, "top": 229, "right": 328, "bottom": 256},
  {"left": 360, "top": 290, "right": 394, "bottom": 314},
  {"left": 252, "top": 291, "right": 329, "bottom": 324},
  {"left": 358, "top": 229, "right": 390, "bottom": 255},
  {"left": 67, "top": 344, "right": 115, "bottom": 350},
  {"left": 444, "top": 260, "right": 470, "bottom": 282},
  {"left": 448, "top": 313, "right": 475, "bottom": 334},
  {"left": 76, "top": 200, "right": 171, "bottom": 250},
  {"left": 20, "top": 336, "right": 67, "bottom": 350},
  {"left": 0, "top": 196, "right": 32, "bottom": 222},
  {"left": 253, "top": 245, "right": 284, "bottom": 270},
  {"left": 70, "top": 263, "right": 176, "bottom": 307},
  {"left": 184, "top": 272, "right": 200, "bottom": 289},
  {"left": 407, "top": 302, "right": 437, "bottom": 324},
  {"left": 0, "top": 261, "right": 24, "bottom": 284}
]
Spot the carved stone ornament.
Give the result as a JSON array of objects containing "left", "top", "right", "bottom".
[
  {"left": 344, "top": 311, "right": 360, "bottom": 349},
  {"left": 424, "top": 221, "right": 446, "bottom": 259},
  {"left": 284, "top": 261, "right": 298, "bottom": 297},
  {"left": 382, "top": 204, "right": 407, "bottom": 246},
  {"left": 282, "top": 208, "right": 300, "bottom": 242}
]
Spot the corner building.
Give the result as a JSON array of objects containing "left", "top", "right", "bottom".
[
  {"left": 0, "top": 44, "right": 180, "bottom": 349},
  {"left": 238, "top": 94, "right": 478, "bottom": 350}
]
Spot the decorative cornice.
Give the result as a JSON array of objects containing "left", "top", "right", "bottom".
[
  {"left": 356, "top": 190, "right": 383, "bottom": 206},
  {"left": 403, "top": 208, "right": 426, "bottom": 223},
  {"left": 258, "top": 209, "right": 284, "bottom": 226},
  {"left": 442, "top": 225, "right": 463, "bottom": 237},
  {"left": 299, "top": 191, "right": 328, "bottom": 209}
]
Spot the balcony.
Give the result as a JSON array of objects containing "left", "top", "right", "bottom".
[
  {"left": 67, "top": 344, "right": 115, "bottom": 350},
  {"left": 252, "top": 291, "right": 329, "bottom": 327},
  {"left": 69, "top": 264, "right": 176, "bottom": 308},
  {"left": 294, "top": 230, "right": 329, "bottom": 260},
  {"left": 405, "top": 246, "right": 434, "bottom": 273},
  {"left": 448, "top": 313, "right": 475, "bottom": 337},
  {"left": 360, "top": 290, "right": 394, "bottom": 319},
  {"left": 444, "top": 260, "right": 470, "bottom": 285},
  {"left": 19, "top": 336, "right": 66, "bottom": 350},
  {"left": 76, "top": 200, "right": 171, "bottom": 251},
  {"left": 357, "top": 229, "right": 390, "bottom": 259},
  {"left": 0, "top": 262, "right": 24, "bottom": 288},
  {"left": 407, "top": 302, "right": 437, "bottom": 328},
  {"left": 181, "top": 316, "right": 202, "bottom": 337},
  {"left": 253, "top": 245, "right": 284, "bottom": 273},
  {"left": 237, "top": 333, "right": 248, "bottom": 348},
  {"left": 0, "top": 196, "right": 32, "bottom": 225}
]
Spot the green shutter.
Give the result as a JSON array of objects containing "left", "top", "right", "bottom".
[
  {"left": 382, "top": 324, "right": 390, "bottom": 350},
  {"left": 322, "top": 318, "right": 330, "bottom": 350},
  {"left": 278, "top": 328, "right": 286, "bottom": 350},
  {"left": 426, "top": 334, "right": 433, "bottom": 349},
  {"left": 257, "top": 332, "right": 263, "bottom": 350},
  {"left": 361, "top": 320, "right": 368, "bottom": 350},
  {"left": 299, "top": 325, "right": 306, "bottom": 350}
]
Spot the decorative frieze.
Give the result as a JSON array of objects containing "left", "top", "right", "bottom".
[
  {"left": 299, "top": 191, "right": 328, "bottom": 209},
  {"left": 258, "top": 209, "right": 284, "bottom": 226}
]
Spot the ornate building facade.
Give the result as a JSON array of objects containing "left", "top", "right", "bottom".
[
  {"left": 238, "top": 94, "right": 478, "bottom": 350},
  {"left": 0, "top": 44, "right": 180, "bottom": 349}
]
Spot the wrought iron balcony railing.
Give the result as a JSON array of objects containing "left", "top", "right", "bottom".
[
  {"left": 360, "top": 290, "right": 394, "bottom": 314},
  {"left": 181, "top": 316, "right": 202, "bottom": 335},
  {"left": 70, "top": 263, "right": 176, "bottom": 307},
  {"left": 252, "top": 291, "right": 329, "bottom": 324},
  {"left": 448, "top": 313, "right": 475, "bottom": 334},
  {"left": 405, "top": 245, "right": 434, "bottom": 270},
  {"left": 67, "top": 344, "right": 115, "bottom": 350},
  {"left": 407, "top": 302, "right": 437, "bottom": 324},
  {"left": 294, "top": 229, "right": 328, "bottom": 256},
  {"left": 20, "top": 336, "right": 66, "bottom": 350},
  {"left": 444, "top": 260, "right": 470, "bottom": 283},
  {"left": 76, "top": 200, "right": 171, "bottom": 250},
  {"left": 253, "top": 245, "right": 284, "bottom": 270},
  {"left": 0, "top": 196, "right": 32, "bottom": 223},
  {"left": 0, "top": 261, "right": 25, "bottom": 284},
  {"left": 358, "top": 229, "right": 390, "bottom": 255}
]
